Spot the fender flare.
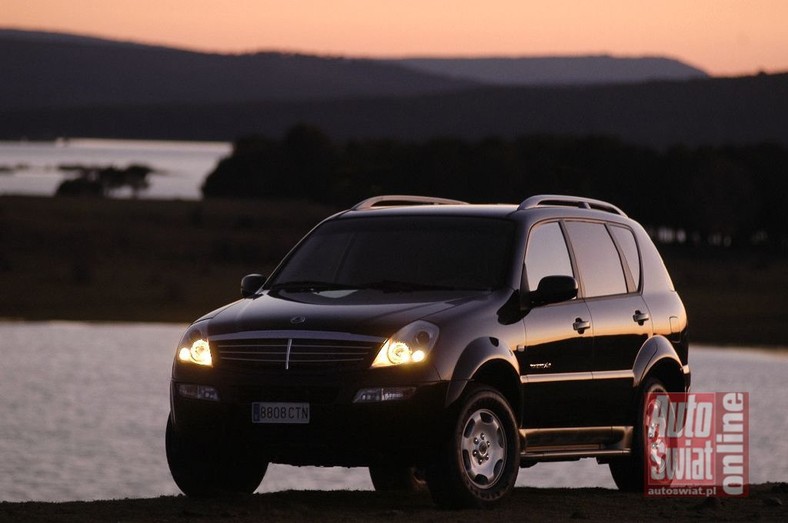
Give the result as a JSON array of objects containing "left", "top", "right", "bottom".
[
  {"left": 632, "top": 335, "right": 686, "bottom": 390},
  {"left": 444, "top": 337, "right": 521, "bottom": 409}
]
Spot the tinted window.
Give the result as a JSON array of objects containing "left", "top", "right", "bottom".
[
  {"left": 609, "top": 225, "right": 641, "bottom": 291},
  {"left": 273, "top": 216, "right": 515, "bottom": 290},
  {"left": 525, "top": 222, "right": 573, "bottom": 289},
  {"left": 565, "top": 221, "right": 627, "bottom": 297}
]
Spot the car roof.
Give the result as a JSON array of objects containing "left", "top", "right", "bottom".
[
  {"left": 338, "top": 203, "right": 519, "bottom": 220},
  {"left": 335, "top": 194, "right": 633, "bottom": 225}
]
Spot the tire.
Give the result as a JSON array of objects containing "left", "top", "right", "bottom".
[
  {"left": 166, "top": 415, "right": 267, "bottom": 497},
  {"left": 426, "top": 385, "right": 520, "bottom": 509},
  {"left": 609, "top": 377, "right": 668, "bottom": 492},
  {"left": 369, "top": 465, "right": 428, "bottom": 492}
]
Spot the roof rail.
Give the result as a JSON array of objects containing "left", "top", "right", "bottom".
[
  {"left": 351, "top": 195, "right": 468, "bottom": 211},
  {"left": 517, "top": 194, "right": 627, "bottom": 217}
]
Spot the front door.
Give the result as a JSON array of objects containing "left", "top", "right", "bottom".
[{"left": 519, "top": 221, "right": 595, "bottom": 428}]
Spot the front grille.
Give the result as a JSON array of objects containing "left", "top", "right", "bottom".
[{"left": 214, "top": 336, "right": 381, "bottom": 371}]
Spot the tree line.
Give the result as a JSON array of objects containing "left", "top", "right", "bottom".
[{"left": 202, "top": 125, "right": 788, "bottom": 251}]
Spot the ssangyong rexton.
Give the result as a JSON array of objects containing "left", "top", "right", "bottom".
[{"left": 167, "top": 194, "right": 690, "bottom": 508}]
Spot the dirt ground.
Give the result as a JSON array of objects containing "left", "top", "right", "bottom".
[{"left": 2, "top": 483, "right": 785, "bottom": 523}]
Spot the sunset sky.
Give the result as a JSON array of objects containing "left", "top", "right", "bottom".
[{"left": 2, "top": 0, "right": 787, "bottom": 76}]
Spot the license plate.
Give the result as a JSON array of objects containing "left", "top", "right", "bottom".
[{"left": 251, "top": 402, "right": 310, "bottom": 424}]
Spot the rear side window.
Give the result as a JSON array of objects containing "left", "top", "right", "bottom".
[
  {"left": 525, "top": 222, "right": 573, "bottom": 289},
  {"left": 609, "top": 225, "right": 641, "bottom": 291},
  {"left": 564, "top": 221, "right": 627, "bottom": 297}
]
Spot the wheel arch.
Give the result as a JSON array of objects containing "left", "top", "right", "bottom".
[
  {"left": 621, "top": 335, "right": 688, "bottom": 424},
  {"left": 444, "top": 338, "right": 522, "bottom": 425},
  {"left": 633, "top": 335, "right": 687, "bottom": 393}
]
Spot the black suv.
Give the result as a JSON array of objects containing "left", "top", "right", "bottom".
[{"left": 166, "top": 195, "right": 690, "bottom": 508}]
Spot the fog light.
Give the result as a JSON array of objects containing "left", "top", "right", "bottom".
[
  {"left": 353, "top": 387, "right": 416, "bottom": 403},
  {"left": 177, "top": 383, "right": 220, "bottom": 402}
]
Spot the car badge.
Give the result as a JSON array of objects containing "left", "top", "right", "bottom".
[{"left": 290, "top": 316, "right": 306, "bottom": 324}]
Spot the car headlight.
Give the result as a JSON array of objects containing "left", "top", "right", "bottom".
[
  {"left": 371, "top": 321, "right": 439, "bottom": 368},
  {"left": 178, "top": 339, "right": 213, "bottom": 367}
]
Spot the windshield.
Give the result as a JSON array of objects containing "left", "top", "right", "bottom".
[{"left": 269, "top": 216, "right": 515, "bottom": 292}]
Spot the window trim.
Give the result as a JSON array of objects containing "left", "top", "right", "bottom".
[
  {"left": 523, "top": 219, "right": 576, "bottom": 293},
  {"left": 606, "top": 223, "right": 642, "bottom": 294},
  {"left": 561, "top": 219, "right": 634, "bottom": 299}
]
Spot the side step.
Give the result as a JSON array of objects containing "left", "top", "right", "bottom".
[{"left": 519, "top": 426, "right": 634, "bottom": 465}]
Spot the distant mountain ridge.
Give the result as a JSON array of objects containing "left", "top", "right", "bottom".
[
  {"left": 4, "top": 73, "right": 787, "bottom": 148},
  {"left": 390, "top": 56, "right": 708, "bottom": 85},
  {"left": 1, "top": 29, "right": 785, "bottom": 147},
  {"left": 1, "top": 29, "right": 707, "bottom": 110},
  {"left": 0, "top": 29, "right": 476, "bottom": 110},
  {"left": 0, "top": 28, "right": 155, "bottom": 49}
]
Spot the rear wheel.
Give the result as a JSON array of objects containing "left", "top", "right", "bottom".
[
  {"left": 426, "top": 385, "right": 520, "bottom": 508},
  {"left": 369, "top": 465, "right": 427, "bottom": 492},
  {"left": 609, "top": 378, "right": 668, "bottom": 491},
  {"left": 166, "top": 415, "right": 267, "bottom": 497}
]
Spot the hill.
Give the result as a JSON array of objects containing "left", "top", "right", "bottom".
[
  {"left": 0, "top": 29, "right": 475, "bottom": 110},
  {"left": 390, "top": 55, "right": 707, "bottom": 85},
  {"left": 0, "top": 29, "right": 785, "bottom": 146},
  {"left": 0, "top": 29, "right": 709, "bottom": 112},
  {"left": 2, "top": 73, "right": 787, "bottom": 147}
]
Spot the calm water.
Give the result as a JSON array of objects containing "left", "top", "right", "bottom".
[
  {"left": 0, "top": 321, "right": 786, "bottom": 502},
  {"left": 0, "top": 139, "right": 231, "bottom": 200}
]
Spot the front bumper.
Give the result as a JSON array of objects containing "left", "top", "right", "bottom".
[{"left": 170, "top": 372, "right": 451, "bottom": 467}]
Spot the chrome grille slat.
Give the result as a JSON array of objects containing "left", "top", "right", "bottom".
[{"left": 214, "top": 336, "right": 380, "bottom": 370}]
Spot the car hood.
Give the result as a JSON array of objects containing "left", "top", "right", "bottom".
[{"left": 202, "top": 289, "right": 494, "bottom": 339}]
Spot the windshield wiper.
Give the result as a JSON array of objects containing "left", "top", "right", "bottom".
[
  {"left": 358, "top": 280, "right": 460, "bottom": 292},
  {"left": 269, "top": 280, "right": 357, "bottom": 292}
]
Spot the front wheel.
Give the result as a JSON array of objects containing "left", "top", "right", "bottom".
[
  {"left": 166, "top": 415, "right": 267, "bottom": 497},
  {"left": 426, "top": 385, "right": 520, "bottom": 508}
]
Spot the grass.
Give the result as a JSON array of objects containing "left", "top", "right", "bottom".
[
  {"left": 0, "top": 196, "right": 339, "bottom": 323},
  {"left": 662, "top": 246, "right": 788, "bottom": 347},
  {"left": 1, "top": 195, "right": 785, "bottom": 347}
]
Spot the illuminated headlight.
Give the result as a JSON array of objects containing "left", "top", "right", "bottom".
[
  {"left": 178, "top": 339, "right": 213, "bottom": 367},
  {"left": 371, "top": 321, "right": 439, "bottom": 368}
]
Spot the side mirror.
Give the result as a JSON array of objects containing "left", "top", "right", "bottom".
[
  {"left": 241, "top": 274, "right": 266, "bottom": 298},
  {"left": 528, "top": 275, "right": 578, "bottom": 307}
]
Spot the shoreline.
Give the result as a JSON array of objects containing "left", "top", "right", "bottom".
[
  {"left": 2, "top": 195, "right": 786, "bottom": 346},
  {"left": 3, "top": 484, "right": 786, "bottom": 522},
  {"left": 2, "top": 318, "right": 787, "bottom": 352}
]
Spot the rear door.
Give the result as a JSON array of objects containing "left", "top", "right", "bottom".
[{"left": 563, "top": 221, "right": 652, "bottom": 426}]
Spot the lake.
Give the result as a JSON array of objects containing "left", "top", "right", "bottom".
[
  {"left": 0, "top": 321, "right": 785, "bottom": 502},
  {"left": 0, "top": 139, "right": 231, "bottom": 200}
]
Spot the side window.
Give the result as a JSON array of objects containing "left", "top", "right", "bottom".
[
  {"left": 609, "top": 225, "right": 641, "bottom": 291},
  {"left": 525, "top": 222, "right": 573, "bottom": 290},
  {"left": 565, "top": 221, "right": 627, "bottom": 297}
]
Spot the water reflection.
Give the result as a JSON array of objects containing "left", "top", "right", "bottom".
[{"left": 0, "top": 321, "right": 785, "bottom": 502}]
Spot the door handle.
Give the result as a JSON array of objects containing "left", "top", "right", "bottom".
[
  {"left": 633, "top": 310, "right": 650, "bottom": 326},
  {"left": 573, "top": 318, "right": 591, "bottom": 334}
]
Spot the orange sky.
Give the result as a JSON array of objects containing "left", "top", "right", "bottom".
[{"left": 2, "top": 0, "right": 787, "bottom": 75}]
